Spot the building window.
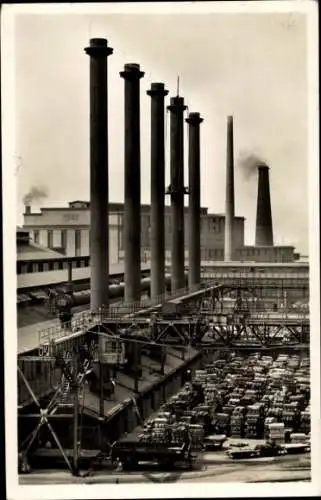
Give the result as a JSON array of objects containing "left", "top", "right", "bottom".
[
  {"left": 61, "top": 230, "right": 67, "bottom": 250},
  {"left": 75, "top": 230, "right": 81, "bottom": 257},
  {"left": 34, "top": 230, "right": 40, "bottom": 244},
  {"left": 58, "top": 261, "right": 63, "bottom": 270},
  {"left": 38, "top": 262, "right": 43, "bottom": 272},
  {"left": 27, "top": 263, "right": 33, "bottom": 273},
  {"left": 118, "top": 227, "right": 123, "bottom": 252},
  {"left": 48, "top": 261, "right": 54, "bottom": 271},
  {"left": 47, "top": 230, "right": 53, "bottom": 248}
]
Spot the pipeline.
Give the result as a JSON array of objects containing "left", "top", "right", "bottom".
[{"left": 54, "top": 273, "right": 188, "bottom": 309}]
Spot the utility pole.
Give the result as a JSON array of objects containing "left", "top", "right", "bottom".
[
  {"left": 72, "top": 360, "right": 79, "bottom": 475},
  {"left": 98, "top": 326, "right": 105, "bottom": 449}
]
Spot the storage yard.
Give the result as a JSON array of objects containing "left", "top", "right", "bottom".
[
  {"left": 18, "top": 343, "right": 311, "bottom": 481},
  {"left": 112, "top": 351, "right": 310, "bottom": 467}
]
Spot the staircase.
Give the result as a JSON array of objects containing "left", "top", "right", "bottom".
[{"left": 57, "top": 376, "right": 73, "bottom": 411}]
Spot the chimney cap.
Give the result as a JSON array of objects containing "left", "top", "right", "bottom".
[
  {"left": 120, "top": 63, "right": 145, "bottom": 80},
  {"left": 167, "top": 96, "right": 187, "bottom": 112},
  {"left": 89, "top": 38, "right": 108, "bottom": 47},
  {"left": 150, "top": 82, "right": 166, "bottom": 91},
  {"left": 147, "top": 82, "right": 169, "bottom": 97},
  {"left": 124, "top": 63, "right": 141, "bottom": 72},
  {"left": 186, "top": 112, "right": 204, "bottom": 124},
  {"left": 84, "top": 38, "right": 113, "bottom": 57},
  {"left": 257, "top": 163, "right": 269, "bottom": 170}
]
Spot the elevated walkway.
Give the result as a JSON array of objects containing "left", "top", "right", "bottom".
[{"left": 18, "top": 282, "right": 214, "bottom": 355}]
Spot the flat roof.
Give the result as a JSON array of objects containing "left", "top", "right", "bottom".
[{"left": 17, "top": 242, "right": 65, "bottom": 261}]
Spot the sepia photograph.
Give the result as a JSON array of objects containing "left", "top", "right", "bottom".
[{"left": 2, "top": 1, "right": 319, "bottom": 498}]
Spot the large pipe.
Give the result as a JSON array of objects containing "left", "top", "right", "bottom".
[
  {"left": 167, "top": 96, "right": 187, "bottom": 292},
  {"left": 224, "top": 115, "right": 235, "bottom": 261},
  {"left": 120, "top": 64, "right": 145, "bottom": 303},
  {"left": 147, "top": 83, "right": 169, "bottom": 299},
  {"left": 84, "top": 38, "right": 113, "bottom": 310},
  {"left": 255, "top": 164, "right": 274, "bottom": 246},
  {"left": 186, "top": 112, "right": 203, "bottom": 287}
]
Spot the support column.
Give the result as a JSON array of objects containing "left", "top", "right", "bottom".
[
  {"left": 186, "top": 112, "right": 203, "bottom": 288},
  {"left": 224, "top": 115, "right": 235, "bottom": 262},
  {"left": 167, "top": 96, "right": 187, "bottom": 292},
  {"left": 147, "top": 83, "right": 169, "bottom": 299},
  {"left": 84, "top": 38, "right": 113, "bottom": 310},
  {"left": 120, "top": 64, "right": 145, "bottom": 303}
]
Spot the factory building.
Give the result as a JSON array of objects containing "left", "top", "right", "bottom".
[
  {"left": 22, "top": 201, "right": 246, "bottom": 263},
  {"left": 22, "top": 201, "right": 298, "bottom": 264}
]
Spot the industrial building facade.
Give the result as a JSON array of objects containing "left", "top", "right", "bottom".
[
  {"left": 22, "top": 201, "right": 246, "bottom": 263},
  {"left": 23, "top": 200, "right": 298, "bottom": 264}
]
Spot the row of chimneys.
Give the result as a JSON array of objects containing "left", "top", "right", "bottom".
[
  {"left": 224, "top": 117, "right": 274, "bottom": 261},
  {"left": 85, "top": 38, "right": 206, "bottom": 310},
  {"left": 43, "top": 37, "right": 273, "bottom": 311}
]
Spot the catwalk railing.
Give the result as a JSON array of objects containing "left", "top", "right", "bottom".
[
  {"left": 35, "top": 281, "right": 207, "bottom": 347},
  {"left": 202, "top": 271, "right": 308, "bottom": 280},
  {"left": 27, "top": 273, "right": 309, "bottom": 350}
]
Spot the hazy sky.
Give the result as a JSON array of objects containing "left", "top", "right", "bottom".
[{"left": 14, "top": 10, "right": 309, "bottom": 252}]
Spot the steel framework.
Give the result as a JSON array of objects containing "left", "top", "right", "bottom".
[
  {"left": 18, "top": 352, "right": 88, "bottom": 476},
  {"left": 18, "top": 277, "right": 310, "bottom": 476}
]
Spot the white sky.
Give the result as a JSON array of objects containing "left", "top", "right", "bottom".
[{"left": 14, "top": 9, "right": 308, "bottom": 252}]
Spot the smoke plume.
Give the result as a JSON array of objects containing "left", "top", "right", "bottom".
[
  {"left": 238, "top": 152, "right": 268, "bottom": 180},
  {"left": 23, "top": 186, "right": 49, "bottom": 205}
]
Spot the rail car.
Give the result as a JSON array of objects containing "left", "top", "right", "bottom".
[{"left": 110, "top": 439, "right": 195, "bottom": 470}]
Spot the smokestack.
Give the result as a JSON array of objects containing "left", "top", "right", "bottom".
[
  {"left": 147, "top": 83, "right": 169, "bottom": 300},
  {"left": 25, "top": 205, "right": 31, "bottom": 214},
  {"left": 85, "top": 38, "right": 113, "bottom": 311},
  {"left": 255, "top": 164, "right": 274, "bottom": 246},
  {"left": 167, "top": 96, "right": 187, "bottom": 292},
  {"left": 120, "top": 63, "right": 145, "bottom": 303},
  {"left": 186, "top": 112, "right": 203, "bottom": 287},
  {"left": 224, "top": 115, "right": 235, "bottom": 261}
]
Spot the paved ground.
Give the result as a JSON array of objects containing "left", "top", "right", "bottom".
[{"left": 19, "top": 452, "right": 310, "bottom": 484}]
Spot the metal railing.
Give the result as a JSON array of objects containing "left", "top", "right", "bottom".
[
  {"left": 32, "top": 273, "right": 309, "bottom": 348},
  {"left": 36, "top": 281, "right": 207, "bottom": 346},
  {"left": 202, "top": 272, "right": 308, "bottom": 280}
]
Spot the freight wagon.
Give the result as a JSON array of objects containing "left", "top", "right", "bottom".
[{"left": 110, "top": 439, "right": 195, "bottom": 470}]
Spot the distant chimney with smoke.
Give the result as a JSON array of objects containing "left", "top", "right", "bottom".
[
  {"left": 255, "top": 164, "right": 274, "bottom": 246},
  {"left": 23, "top": 185, "right": 48, "bottom": 213}
]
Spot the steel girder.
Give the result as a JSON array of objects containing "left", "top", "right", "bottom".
[
  {"left": 17, "top": 364, "right": 75, "bottom": 474},
  {"left": 203, "top": 321, "right": 309, "bottom": 348}
]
